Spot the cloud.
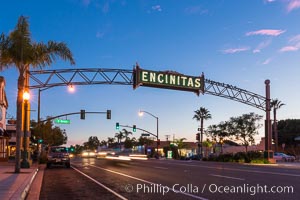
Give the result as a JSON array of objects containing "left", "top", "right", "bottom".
[
  {"left": 246, "top": 29, "right": 286, "bottom": 36},
  {"left": 262, "top": 58, "right": 272, "bottom": 65},
  {"left": 152, "top": 5, "right": 162, "bottom": 12},
  {"left": 279, "top": 46, "right": 298, "bottom": 52},
  {"left": 253, "top": 39, "right": 272, "bottom": 53},
  {"left": 289, "top": 34, "right": 300, "bottom": 43},
  {"left": 222, "top": 47, "right": 250, "bottom": 54},
  {"left": 287, "top": 0, "right": 300, "bottom": 12},
  {"left": 279, "top": 34, "right": 300, "bottom": 52}
]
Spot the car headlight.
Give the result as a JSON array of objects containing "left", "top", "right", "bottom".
[{"left": 82, "top": 152, "right": 88, "bottom": 156}]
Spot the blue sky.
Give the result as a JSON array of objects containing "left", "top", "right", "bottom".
[{"left": 1, "top": 0, "right": 300, "bottom": 146}]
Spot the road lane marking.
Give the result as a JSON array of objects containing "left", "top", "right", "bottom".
[
  {"left": 164, "top": 162, "right": 300, "bottom": 177},
  {"left": 72, "top": 166, "right": 128, "bottom": 200},
  {"left": 86, "top": 164, "right": 209, "bottom": 200},
  {"left": 210, "top": 174, "right": 245, "bottom": 181},
  {"left": 154, "top": 166, "right": 168, "bottom": 170}
]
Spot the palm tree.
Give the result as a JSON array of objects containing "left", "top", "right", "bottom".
[
  {"left": 0, "top": 16, "right": 75, "bottom": 173},
  {"left": 271, "top": 99, "right": 285, "bottom": 152},
  {"left": 174, "top": 137, "right": 187, "bottom": 157},
  {"left": 121, "top": 128, "right": 133, "bottom": 141},
  {"left": 193, "top": 107, "right": 211, "bottom": 156},
  {"left": 107, "top": 137, "right": 115, "bottom": 148}
]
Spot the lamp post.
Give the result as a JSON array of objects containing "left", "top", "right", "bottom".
[
  {"left": 20, "top": 91, "right": 30, "bottom": 168},
  {"left": 38, "top": 84, "right": 75, "bottom": 123},
  {"left": 139, "top": 110, "right": 159, "bottom": 155}
]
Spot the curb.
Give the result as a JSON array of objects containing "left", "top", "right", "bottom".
[{"left": 20, "top": 168, "right": 39, "bottom": 200}]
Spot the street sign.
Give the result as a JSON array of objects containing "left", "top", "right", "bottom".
[
  {"left": 133, "top": 65, "right": 204, "bottom": 95},
  {"left": 141, "top": 133, "right": 150, "bottom": 136},
  {"left": 54, "top": 119, "right": 71, "bottom": 124}
]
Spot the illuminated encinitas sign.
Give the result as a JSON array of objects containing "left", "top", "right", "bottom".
[{"left": 133, "top": 65, "right": 205, "bottom": 95}]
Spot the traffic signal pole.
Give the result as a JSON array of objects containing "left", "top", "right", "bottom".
[
  {"left": 118, "top": 124, "right": 155, "bottom": 137},
  {"left": 38, "top": 110, "right": 110, "bottom": 124}
]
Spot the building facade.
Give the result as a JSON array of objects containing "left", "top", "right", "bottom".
[{"left": 0, "top": 76, "right": 9, "bottom": 161}]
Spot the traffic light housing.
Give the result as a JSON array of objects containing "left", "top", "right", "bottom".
[
  {"left": 116, "top": 122, "right": 120, "bottom": 130},
  {"left": 157, "top": 139, "right": 160, "bottom": 145},
  {"left": 107, "top": 110, "right": 111, "bottom": 120},
  {"left": 196, "top": 133, "right": 200, "bottom": 141},
  {"left": 38, "top": 139, "right": 43, "bottom": 143},
  {"left": 80, "top": 109, "right": 85, "bottom": 119},
  {"left": 133, "top": 125, "right": 136, "bottom": 132}
]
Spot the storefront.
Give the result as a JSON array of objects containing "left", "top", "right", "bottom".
[
  {"left": 0, "top": 127, "right": 10, "bottom": 161},
  {"left": 0, "top": 76, "right": 9, "bottom": 161}
]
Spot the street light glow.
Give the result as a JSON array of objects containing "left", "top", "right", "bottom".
[
  {"left": 138, "top": 110, "right": 144, "bottom": 117},
  {"left": 23, "top": 91, "right": 30, "bottom": 100},
  {"left": 68, "top": 84, "right": 75, "bottom": 93}
]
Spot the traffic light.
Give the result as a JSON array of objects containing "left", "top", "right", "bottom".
[
  {"left": 157, "top": 139, "right": 160, "bottom": 145},
  {"left": 70, "top": 147, "right": 75, "bottom": 152},
  {"left": 106, "top": 110, "right": 111, "bottom": 120},
  {"left": 116, "top": 122, "right": 120, "bottom": 130},
  {"left": 80, "top": 109, "right": 85, "bottom": 119},
  {"left": 196, "top": 133, "right": 200, "bottom": 141},
  {"left": 133, "top": 125, "right": 136, "bottom": 132},
  {"left": 38, "top": 139, "right": 43, "bottom": 143}
]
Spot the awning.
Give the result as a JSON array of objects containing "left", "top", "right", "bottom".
[{"left": 0, "top": 127, "right": 10, "bottom": 138}]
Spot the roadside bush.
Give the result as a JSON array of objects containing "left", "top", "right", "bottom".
[
  {"left": 216, "top": 153, "right": 234, "bottom": 162},
  {"left": 250, "top": 159, "right": 270, "bottom": 164}
]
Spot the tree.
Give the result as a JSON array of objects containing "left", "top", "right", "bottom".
[
  {"left": 83, "top": 136, "right": 100, "bottom": 150},
  {"left": 205, "top": 122, "right": 230, "bottom": 153},
  {"left": 124, "top": 137, "right": 137, "bottom": 149},
  {"left": 228, "top": 112, "right": 263, "bottom": 152},
  {"left": 202, "top": 140, "right": 213, "bottom": 158},
  {"left": 100, "top": 140, "right": 107, "bottom": 147},
  {"left": 174, "top": 138, "right": 187, "bottom": 157},
  {"left": 193, "top": 107, "right": 212, "bottom": 155},
  {"left": 115, "top": 131, "right": 125, "bottom": 143},
  {"left": 271, "top": 99, "right": 285, "bottom": 152},
  {"left": 0, "top": 16, "right": 75, "bottom": 173},
  {"left": 277, "top": 119, "right": 300, "bottom": 147},
  {"left": 121, "top": 128, "right": 132, "bottom": 141},
  {"left": 107, "top": 137, "right": 115, "bottom": 148},
  {"left": 138, "top": 136, "right": 154, "bottom": 146},
  {"left": 31, "top": 120, "right": 67, "bottom": 146}
]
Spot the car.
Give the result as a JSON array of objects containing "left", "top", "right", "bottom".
[
  {"left": 81, "top": 150, "right": 97, "bottom": 158},
  {"left": 96, "top": 151, "right": 115, "bottom": 158},
  {"left": 47, "top": 146, "right": 71, "bottom": 168},
  {"left": 273, "top": 152, "right": 295, "bottom": 162},
  {"left": 185, "top": 154, "right": 202, "bottom": 160}
]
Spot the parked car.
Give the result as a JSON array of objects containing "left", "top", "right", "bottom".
[
  {"left": 185, "top": 154, "right": 202, "bottom": 160},
  {"left": 273, "top": 152, "right": 295, "bottom": 162},
  {"left": 47, "top": 146, "right": 71, "bottom": 168}
]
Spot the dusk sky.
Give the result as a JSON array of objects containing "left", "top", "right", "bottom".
[{"left": 1, "top": 0, "right": 300, "bottom": 146}]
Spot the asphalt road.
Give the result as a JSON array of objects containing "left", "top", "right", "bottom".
[{"left": 38, "top": 158, "right": 300, "bottom": 200}]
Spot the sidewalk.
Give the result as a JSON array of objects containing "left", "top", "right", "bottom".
[{"left": 0, "top": 161, "right": 42, "bottom": 200}]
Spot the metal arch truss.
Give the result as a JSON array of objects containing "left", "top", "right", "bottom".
[
  {"left": 28, "top": 68, "right": 134, "bottom": 89},
  {"left": 204, "top": 79, "right": 266, "bottom": 111},
  {"left": 28, "top": 68, "right": 266, "bottom": 111}
]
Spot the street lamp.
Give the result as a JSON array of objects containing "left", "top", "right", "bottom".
[
  {"left": 21, "top": 91, "right": 30, "bottom": 168},
  {"left": 38, "top": 84, "right": 75, "bottom": 123},
  {"left": 139, "top": 110, "right": 159, "bottom": 155}
]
